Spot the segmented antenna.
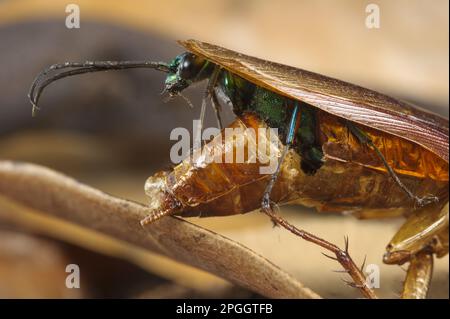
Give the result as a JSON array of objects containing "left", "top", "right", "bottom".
[{"left": 29, "top": 61, "right": 171, "bottom": 116}]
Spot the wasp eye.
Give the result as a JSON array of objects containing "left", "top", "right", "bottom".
[{"left": 179, "top": 53, "right": 204, "bottom": 81}]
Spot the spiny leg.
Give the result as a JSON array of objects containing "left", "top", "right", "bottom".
[
  {"left": 260, "top": 102, "right": 377, "bottom": 299},
  {"left": 346, "top": 122, "right": 438, "bottom": 207},
  {"left": 401, "top": 249, "right": 434, "bottom": 299},
  {"left": 266, "top": 209, "right": 377, "bottom": 298}
]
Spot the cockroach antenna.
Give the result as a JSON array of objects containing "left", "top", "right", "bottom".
[{"left": 28, "top": 60, "right": 171, "bottom": 116}]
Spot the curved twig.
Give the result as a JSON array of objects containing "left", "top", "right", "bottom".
[{"left": 0, "top": 160, "right": 320, "bottom": 299}]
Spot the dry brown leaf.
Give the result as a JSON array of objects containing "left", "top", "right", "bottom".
[{"left": 0, "top": 160, "right": 320, "bottom": 298}]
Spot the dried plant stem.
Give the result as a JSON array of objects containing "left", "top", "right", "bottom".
[{"left": 0, "top": 160, "right": 320, "bottom": 299}]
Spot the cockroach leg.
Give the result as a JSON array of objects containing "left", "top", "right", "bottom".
[
  {"left": 401, "top": 249, "right": 434, "bottom": 299},
  {"left": 384, "top": 202, "right": 447, "bottom": 298},
  {"left": 360, "top": 255, "right": 367, "bottom": 272},
  {"left": 260, "top": 103, "right": 377, "bottom": 298},
  {"left": 384, "top": 202, "right": 448, "bottom": 265},
  {"left": 335, "top": 271, "right": 351, "bottom": 275},
  {"left": 346, "top": 122, "right": 438, "bottom": 207},
  {"left": 342, "top": 278, "right": 365, "bottom": 289},
  {"left": 261, "top": 206, "right": 377, "bottom": 299}
]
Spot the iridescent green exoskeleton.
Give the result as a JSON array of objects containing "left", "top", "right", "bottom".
[{"left": 164, "top": 53, "right": 325, "bottom": 174}]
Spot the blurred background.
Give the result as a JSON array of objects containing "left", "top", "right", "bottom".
[{"left": 0, "top": 0, "right": 448, "bottom": 298}]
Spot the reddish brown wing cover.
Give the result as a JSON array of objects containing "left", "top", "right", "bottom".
[{"left": 180, "top": 40, "right": 449, "bottom": 163}]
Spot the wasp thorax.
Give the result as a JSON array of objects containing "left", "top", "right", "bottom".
[{"left": 179, "top": 53, "right": 207, "bottom": 80}]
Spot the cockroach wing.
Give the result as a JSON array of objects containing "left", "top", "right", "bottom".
[{"left": 180, "top": 40, "right": 449, "bottom": 163}]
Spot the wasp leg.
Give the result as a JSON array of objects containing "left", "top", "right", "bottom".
[
  {"left": 346, "top": 122, "right": 438, "bottom": 208},
  {"left": 261, "top": 102, "right": 300, "bottom": 208},
  {"left": 260, "top": 103, "right": 377, "bottom": 299},
  {"left": 401, "top": 249, "right": 434, "bottom": 299},
  {"left": 211, "top": 89, "right": 223, "bottom": 130},
  {"left": 199, "top": 66, "right": 222, "bottom": 136}
]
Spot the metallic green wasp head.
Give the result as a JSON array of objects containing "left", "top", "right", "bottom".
[{"left": 164, "top": 52, "right": 211, "bottom": 96}]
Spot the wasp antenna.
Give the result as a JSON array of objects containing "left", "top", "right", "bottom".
[
  {"left": 30, "top": 67, "right": 98, "bottom": 114},
  {"left": 29, "top": 61, "right": 170, "bottom": 115}
]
